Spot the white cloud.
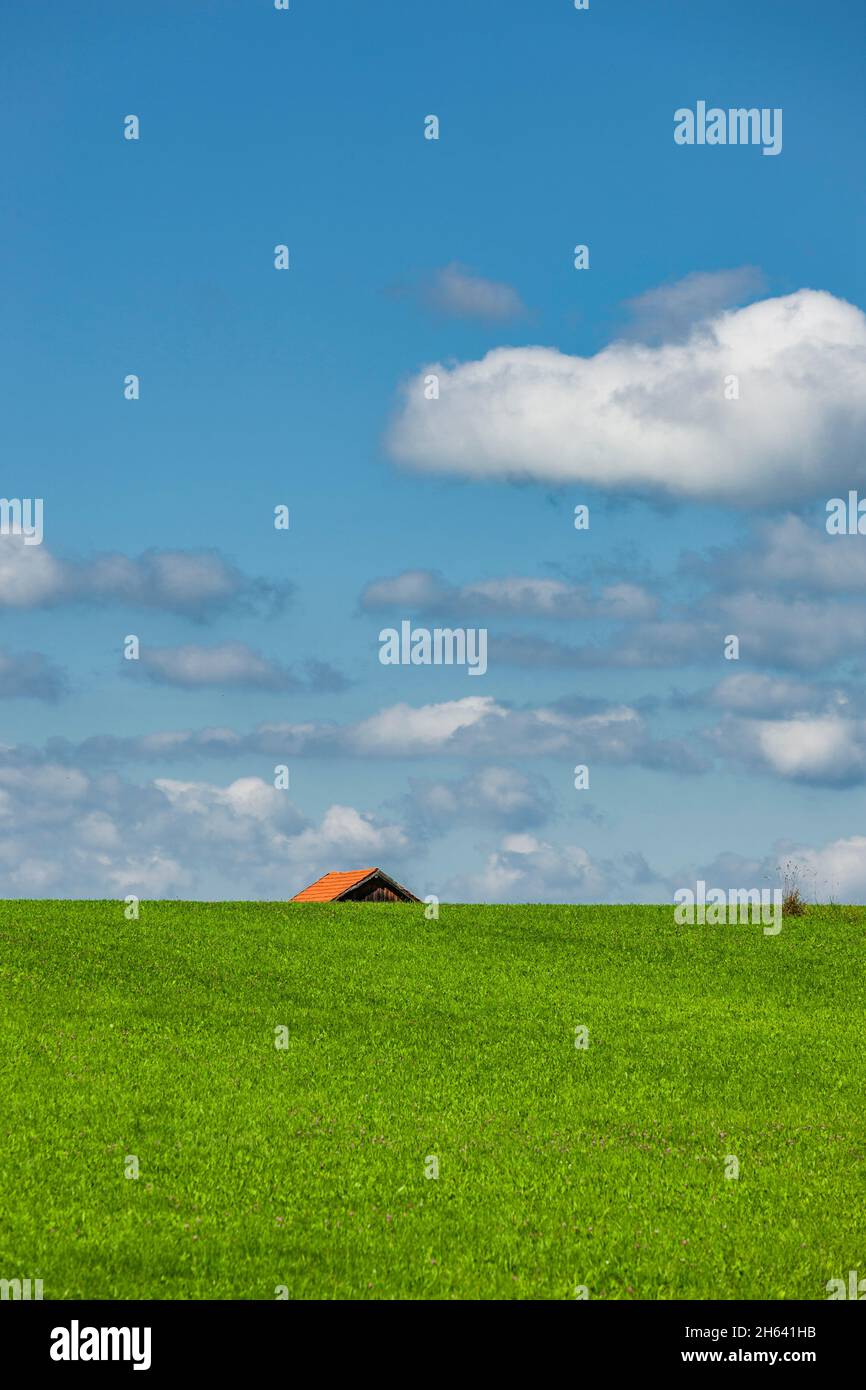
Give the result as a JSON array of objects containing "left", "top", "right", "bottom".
[
  {"left": 462, "top": 835, "right": 605, "bottom": 902},
  {"left": 692, "top": 835, "right": 866, "bottom": 904},
  {"left": 794, "top": 835, "right": 866, "bottom": 901},
  {"left": 488, "top": 591, "right": 866, "bottom": 674},
  {"left": 351, "top": 696, "right": 506, "bottom": 754},
  {"left": 416, "top": 262, "right": 527, "bottom": 321},
  {"left": 714, "top": 592, "right": 866, "bottom": 670},
  {"left": 303, "top": 696, "right": 655, "bottom": 763},
  {"left": 733, "top": 515, "right": 866, "bottom": 592},
  {"left": 138, "top": 641, "right": 347, "bottom": 692},
  {"left": 454, "top": 826, "right": 866, "bottom": 904},
  {"left": 0, "top": 763, "right": 90, "bottom": 813},
  {"left": 290, "top": 804, "right": 408, "bottom": 861},
  {"left": 450, "top": 833, "right": 669, "bottom": 904},
  {"left": 0, "top": 647, "right": 67, "bottom": 700},
  {"left": 0, "top": 766, "right": 409, "bottom": 898},
  {"left": 710, "top": 711, "right": 866, "bottom": 786},
  {"left": 686, "top": 516, "right": 866, "bottom": 595},
  {"left": 0, "top": 752, "right": 860, "bottom": 902},
  {"left": 490, "top": 621, "right": 715, "bottom": 669},
  {"left": 11, "top": 694, "right": 703, "bottom": 774},
  {"left": 700, "top": 672, "right": 840, "bottom": 717},
  {"left": 0, "top": 535, "right": 289, "bottom": 618},
  {"left": 361, "top": 570, "right": 449, "bottom": 610},
  {"left": 405, "top": 765, "right": 554, "bottom": 832},
  {"left": 752, "top": 716, "right": 859, "bottom": 781},
  {"left": 0, "top": 537, "right": 66, "bottom": 606},
  {"left": 155, "top": 775, "right": 290, "bottom": 823},
  {"left": 622, "top": 266, "right": 765, "bottom": 342},
  {"left": 388, "top": 290, "right": 866, "bottom": 504},
  {"left": 361, "top": 569, "right": 656, "bottom": 620}
]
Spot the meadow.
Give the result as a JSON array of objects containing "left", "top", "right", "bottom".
[{"left": 0, "top": 900, "right": 863, "bottom": 1300}]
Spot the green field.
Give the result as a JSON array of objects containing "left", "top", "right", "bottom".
[{"left": 0, "top": 900, "right": 863, "bottom": 1300}]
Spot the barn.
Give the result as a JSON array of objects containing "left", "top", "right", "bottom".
[{"left": 291, "top": 867, "right": 420, "bottom": 904}]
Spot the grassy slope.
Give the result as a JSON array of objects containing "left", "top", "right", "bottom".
[{"left": 0, "top": 900, "right": 863, "bottom": 1300}]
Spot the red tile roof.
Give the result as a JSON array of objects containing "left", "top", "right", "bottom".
[{"left": 291, "top": 868, "right": 378, "bottom": 903}]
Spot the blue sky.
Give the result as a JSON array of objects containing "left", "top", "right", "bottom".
[{"left": 1, "top": 0, "right": 865, "bottom": 900}]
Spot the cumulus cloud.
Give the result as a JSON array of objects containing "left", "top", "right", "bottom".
[
  {"left": 489, "top": 621, "right": 716, "bottom": 670},
  {"left": 448, "top": 834, "right": 671, "bottom": 904},
  {"left": 394, "top": 262, "right": 527, "bottom": 322},
  {"left": 712, "top": 592, "right": 866, "bottom": 670},
  {"left": 24, "top": 680, "right": 866, "bottom": 788},
  {"left": 710, "top": 712, "right": 866, "bottom": 787},
  {"left": 0, "top": 752, "right": 860, "bottom": 902},
  {"left": 489, "top": 592, "right": 866, "bottom": 674},
  {"left": 751, "top": 516, "right": 866, "bottom": 591},
  {"left": 0, "top": 535, "right": 290, "bottom": 619},
  {"left": 0, "top": 647, "right": 67, "bottom": 701},
  {"left": 793, "top": 835, "right": 866, "bottom": 901},
  {"left": 388, "top": 290, "right": 866, "bottom": 504},
  {"left": 690, "top": 835, "right": 866, "bottom": 904},
  {"left": 747, "top": 716, "right": 863, "bottom": 784},
  {"left": 404, "top": 765, "right": 554, "bottom": 833},
  {"left": 373, "top": 524, "right": 866, "bottom": 680},
  {"left": 360, "top": 569, "right": 656, "bottom": 621},
  {"left": 451, "top": 825, "right": 866, "bottom": 904},
  {"left": 694, "top": 672, "right": 856, "bottom": 718},
  {"left": 349, "top": 696, "right": 504, "bottom": 755},
  {"left": 19, "top": 695, "right": 705, "bottom": 774},
  {"left": 699, "top": 674, "right": 866, "bottom": 785},
  {"left": 622, "top": 266, "right": 766, "bottom": 342},
  {"left": 688, "top": 515, "right": 866, "bottom": 594},
  {"left": 137, "top": 642, "right": 349, "bottom": 693},
  {"left": 341, "top": 695, "right": 707, "bottom": 772},
  {"left": 0, "top": 764, "right": 408, "bottom": 898}
]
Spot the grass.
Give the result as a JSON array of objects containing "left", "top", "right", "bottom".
[{"left": 0, "top": 900, "right": 863, "bottom": 1300}]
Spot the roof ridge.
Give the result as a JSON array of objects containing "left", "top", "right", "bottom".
[{"left": 291, "top": 867, "right": 380, "bottom": 902}]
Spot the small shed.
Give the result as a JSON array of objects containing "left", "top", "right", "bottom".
[{"left": 291, "top": 867, "right": 420, "bottom": 904}]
